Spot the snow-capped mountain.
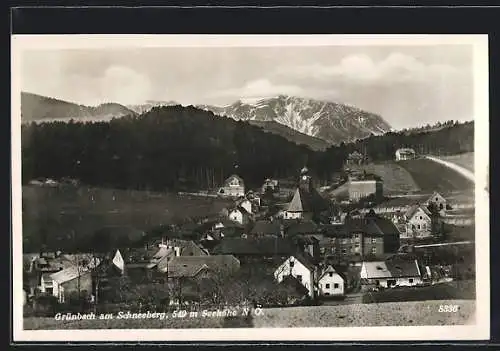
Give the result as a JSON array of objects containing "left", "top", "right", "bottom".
[
  {"left": 127, "top": 100, "right": 180, "bottom": 114},
  {"left": 196, "top": 95, "right": 392, "bottom": 144}
]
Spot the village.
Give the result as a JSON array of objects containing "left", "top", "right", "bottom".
[{"left": 23, "top": 147, "right": 476, "bottom": 316}]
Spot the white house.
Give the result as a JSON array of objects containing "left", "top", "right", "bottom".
[
  {"left": 360, "top": 259, "right": 422, "bottom": 288},
  {"left": 395, "top": 148, "right": 416, "bottom": 161},
  {"left": 228, "top": 206, "right": 251, "bottom": 225},
  {"left": 317, "top": 265, "right": 345, "bottom": 297},
  {"left": 218, "top": 174, "right": 245, "bottom": 198},
  {"left": 274, "top": 255, "right": 317, "bottom": 298},
  {"left": 403, "top": 205, "right": 433, "bottom": 239}
]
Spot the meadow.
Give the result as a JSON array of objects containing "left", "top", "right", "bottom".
[
  {"left": 398, "top": 159, "right": 474, "bottom": 194},
  {"left": 438, "top": 152, "right": 475, "bottom": 173},
  {"left": 22, "top": 185, "right": 233, "bottom": 252},
  {"left": 253, "top": 299, "right": 475, "bottom": 327},
  {"left": 361, "top": 161, "right": 421, "bottom": 195}
]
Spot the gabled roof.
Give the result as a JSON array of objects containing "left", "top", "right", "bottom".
[
  {"left": 229, "top": 206, "right": 250, "bottom": 216},
  {"left": 286, "top": 188, "right": 329, "bottom": 213},
  {"left": 363, "top": 259, "right": 421, "bottom": 279},
  {"left": 157, "top": 255, "right": 240, "bottom": 277},
  {"left": 386, "top": 259, "right": 421, "bottom": 278},
  {"left": 283, "top": 220, "right": 319, "bottom": 236},
  {"left": 50, "top": 265, "right": 92, "bottom": 284},
  {"left": 318, "top": 265, "right": 345, "bottom": 281},
  {"left": 213, "top": 237, "right": 297, "bottom": 256},
  {"left": 251, "top": 220, "right": 281, "bottom": 236},
  {"left": 426, "top": 191, "right": 446, "bottom": 203},
  {"left": 405, "top": 204, "right": 431, "bottom": 219},
  {"left": 224, "top": 174, "right": 244, "bottom": 186},
  {"left": 290, "top": 252, "right": 317, "bottom": 272},
  {"left": 362, "top": 261, "right": 392, "bottom": 279}
]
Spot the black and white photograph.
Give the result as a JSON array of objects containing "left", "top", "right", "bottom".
[{"left": 11, "top": 34, "right": 489, "bottom": 341}]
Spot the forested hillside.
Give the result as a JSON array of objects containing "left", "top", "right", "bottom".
[{"left": 21, "top": 105, "right": 474, "bottom": 191}]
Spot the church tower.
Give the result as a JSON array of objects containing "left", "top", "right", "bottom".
[{"left": 298, "top": 166, "right": 313, "bottom": 192}]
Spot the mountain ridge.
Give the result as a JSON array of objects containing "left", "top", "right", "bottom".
[
  {"left": 21, "top": 92, "right": 137, "bottom": 123},
  {"left": 195, "top": 95, "right": 392, "bottom": 144}
]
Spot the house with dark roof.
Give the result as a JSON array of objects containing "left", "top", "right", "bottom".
[
  {"left": 360, "top": 258, "right": 422, "bottom": 288},
  {"left": 283, "top": 219, "right": 320, "bottom": 237},
  {"left": 212, "top": 237, "right": 298, "bottom": 262},
  {"left": 250, "top": 220, "right": 282, "bottom": 238},
  {"left": 274, "top": 253, "right": 318, "bottom": 298}
]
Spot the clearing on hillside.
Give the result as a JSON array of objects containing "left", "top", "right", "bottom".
[
  {"left": 438, "top": 152, "right": 475, "bottom": 173},
  {"left": 360, "top": 161, "right": 421, "bottom": 195},
  {"left": 398, "top": 159, "right": 474, "bottom": 193}
]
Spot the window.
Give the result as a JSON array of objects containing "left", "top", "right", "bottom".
[
  {"left": 290, "top": 261, "right": 294, "bottom": 268},
  {"left": 325, "top": 292, "right": 330, "bottom": 296},
  {"left": 334, "top": 283, "right": 339, "bottom": 289},
  {"left": 423, "top": 223, "right": 426, "bottom": 229},
  {"left": 409, "top": 278, "right": 414, "bottom": 283},
  {"left": 325, "top": 284, "right": 330, "bottom": 289},
  {"left": 371, "top": 247, "right": 377, "bottom": 254},
  {"left": 296, "top": 275, "right": 302, "bottom": 282},
  {"left": 420, "top": 216, "right": 422, "bottom": 220},
  {"left": 342, "top": 249, "right": 347, "bottom": 254},
  {"left": 417, "top": 224, "right": 421, "bottom": 230},
  {"left": 371, "top": 238, "right": 377, "bottom": 244},
  {"left": 329, "top": 272, "right": 333, "bottom": 277},
  {"left": 46, "top": 288, "right": 53, "bottom": 295}
]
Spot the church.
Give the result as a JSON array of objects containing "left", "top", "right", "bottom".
[{"left": 283, "top": 167, "right": 330, "bottom": 220}]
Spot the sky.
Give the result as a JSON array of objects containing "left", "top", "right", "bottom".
[{"left": 21, "top": 44, "right": 474, "bottom": 130}]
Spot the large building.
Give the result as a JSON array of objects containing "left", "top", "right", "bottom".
[
  {"left": 320, "top": 216, "right": 401, "bottom": 260},
  {"left": 395, "top": 148, "right": 416, "bottom": 161},
  {"left": 348, "top": 174, "right": 383, "bottom": 202}
]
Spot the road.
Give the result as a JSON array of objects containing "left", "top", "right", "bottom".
[{"left": 424, "top": 155, "right": 474, "bottom": 183}]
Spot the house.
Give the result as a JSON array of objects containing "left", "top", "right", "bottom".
[
  {"left": 283, "top": 167, "right": 329, "bottom": 220},
  {"left": 395, "top": 148, "right": 416, "bottom": 161},
  {"left": 423, "top": 191, "right": 447, "bottom": 212},
  {"left": 262, "top": 178, "right": 279, "bottom": 194},
  {"left": 250, "top": 220, "right": 282, "bottom": 237},
  {"left": 317, "top": 265, "right": 345, "bottom": 297},
  {"left": 396, "top": 204, "right": 433, "bottom": 239},
  {"left": 348, "top": 173, "right": 384, "bottom": 202},
  {"left": 49, "top": 266, "right": 94, "bottom": 303},
  {"left": 218, "top": 174, "right": 245, "bottom": 198},
  {"left": 274, "top": 254, "right": 317, "bottom": 298},
  {"left": 228, "top": 206, "right": 251, "bottom": 225},
  {"left": 344, "top": 151, "right": 366, "bottom": 167},
  {"left": 360, "top": 259, "right": 422, "bottom": 289}
]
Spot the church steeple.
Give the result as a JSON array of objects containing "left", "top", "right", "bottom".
[{"left": 298, "top": 166, "right": 313, "bottom": 192}]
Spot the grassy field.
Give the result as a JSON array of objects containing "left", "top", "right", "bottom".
[
  {"left": 22, "top": 185, "right": 232, "bottom": 252},
  {"left": 361, "top": 161, "right": 421, "bottom": 195},
  {"left": 398, "top": 159, "right": 474, "bottom": 194},
  {"left": 363, "top": 281, "right": 475, "bottom": 304},
  {"left": 253, "top": 299, "right": 475, "bottom": 327},
  {"left": 438, "top": 153, "right": 474, "bottom": 173}
]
